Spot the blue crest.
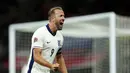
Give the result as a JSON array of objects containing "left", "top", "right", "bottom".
[{"left": 58, "top": 40, "right": 61, "bottom": 46}]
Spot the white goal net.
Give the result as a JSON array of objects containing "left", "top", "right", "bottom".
[{"left": 9, "top": 12, "right": 130, "bottom": 73}]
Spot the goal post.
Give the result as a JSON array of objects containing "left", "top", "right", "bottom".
[
  {"left": 9, "top": 12, "right": 130, "bottom": 73},
  {"left": 109, "top": 13, "right": 116, "bottom": 73}
]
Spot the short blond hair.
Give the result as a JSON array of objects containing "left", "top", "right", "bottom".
[{"left": 48, "top": 6, "right": 63, "bottom": 20}]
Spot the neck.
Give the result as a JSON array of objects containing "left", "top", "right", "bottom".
[{"left": 48, "top": 22, "right": 57, "bottom": 33}]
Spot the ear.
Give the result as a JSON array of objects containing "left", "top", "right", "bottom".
[
  {"left": 51, "top": 13, "right": 56, "bottom": 22},
  {"left": 51, "top": 17, "right": 54, "bottom": 22}
]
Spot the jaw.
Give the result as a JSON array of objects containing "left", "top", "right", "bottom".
[
  {"left": 59, "top": 22, "right": 64, "bottom": 30},
  {"left": 54, "top": 20, "right": 64, "bottom": 30}
]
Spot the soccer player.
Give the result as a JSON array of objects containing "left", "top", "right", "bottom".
[{"left": 26, "top": 6, "right": 68, "bottom": 73}]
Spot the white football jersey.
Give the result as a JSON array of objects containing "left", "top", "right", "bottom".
[{"left": 26, "top": 24, "right": 64, "bottom": 73}]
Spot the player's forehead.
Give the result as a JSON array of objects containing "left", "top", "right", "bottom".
[{"left": 54, "top": 9, "right": 64, "bottom": 16}]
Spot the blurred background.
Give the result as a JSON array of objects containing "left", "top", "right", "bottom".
[{"left": 0, "top": 0, "right": 130, "bottom": 73}]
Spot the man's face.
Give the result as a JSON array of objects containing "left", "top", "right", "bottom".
[{"left": 54, "top": 9, "right": 65, "bottom": 30}]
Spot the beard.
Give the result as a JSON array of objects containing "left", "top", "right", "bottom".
[
  {"left": 55, "top": 22, "right": 63, "bottom": 30},
  {"left": 57, "top": 23, "right": 63, "bottom": 30},
  {"left": 58, "top": 24, "right": 63, "bottom": 30}
]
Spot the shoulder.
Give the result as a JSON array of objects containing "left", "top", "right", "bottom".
[
  {"left": 57, "top": 31, "right": 64, "bottom": 40},
  {"left": 33, "top": 26, "right": 46, "bottom": 34},
  {"left": 57, "top": 31, "right": 63, "bottom": 36},
  {"left": 32, "top": 26, "right": 46, "bottom": 38},
  {"left": 35, "top": 26, "right": 46, "bottom": 33}
]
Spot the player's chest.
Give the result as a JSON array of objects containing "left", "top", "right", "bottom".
[{"left": 44, "top": 36, "right": 62, "bottom": 49}]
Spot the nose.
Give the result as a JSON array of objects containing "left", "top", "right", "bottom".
[
  {"left": 62, "top": 19, "right": 64, "bottom": 22},
  {"left": 62, "top": 17, "right": 65, "bottom": 21}
]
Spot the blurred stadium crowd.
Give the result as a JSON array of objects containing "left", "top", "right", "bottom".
[{"left": 0, "top": 0, "right": 130, "bottom": 73}]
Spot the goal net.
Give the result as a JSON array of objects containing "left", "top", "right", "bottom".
[{"left": 9, "top": 12, "right": 130, "bottom": 73}]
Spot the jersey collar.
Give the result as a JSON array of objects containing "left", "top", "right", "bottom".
[{"left": 46, "top": 24, "right": 56, "bottom": 36}]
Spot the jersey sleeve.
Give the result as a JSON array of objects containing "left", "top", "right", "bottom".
[
  {"left": 31, "top": 30, "right": 44, "bottom": 49},
  {"left": 57, "top": 48, "right": 62, "bottom": 55}
]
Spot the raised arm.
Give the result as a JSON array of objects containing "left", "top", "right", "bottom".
[{"left": 33, "top": 48, "right": 59, "bottom": 71}]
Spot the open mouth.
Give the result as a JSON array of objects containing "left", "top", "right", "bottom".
[
  {"left": 60, "top": 19, "right": 64, "bottom": 25},
  {"left": 60, "top": 22, "right": 63, "bottom": 25}
]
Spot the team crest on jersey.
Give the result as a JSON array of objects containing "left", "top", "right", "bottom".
[
  {"left": 34, "top": 37, "right": 38, "bottom": 42},
  {"left": 58, "top": 40, "right": 61, "bottom": 46}
]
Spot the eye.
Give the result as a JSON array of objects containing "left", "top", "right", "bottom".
[
  {"left": 60, "top": 15, "right": 62, "bottom": 17},
  {"left": 60, "top": 15, "right": 64, "bottom": 17}
]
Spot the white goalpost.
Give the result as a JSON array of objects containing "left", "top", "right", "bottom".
[{"left": 9, "top": 12, "right": 130, "bottom": 73}]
